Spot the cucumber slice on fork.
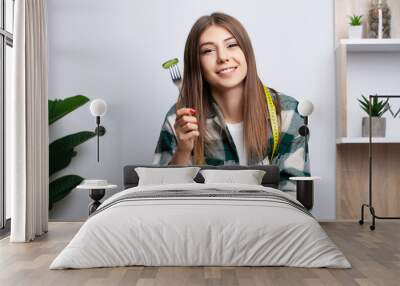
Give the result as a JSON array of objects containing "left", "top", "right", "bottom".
[{"left": 162, "top": 58, "right": 179, "bottom": 69}]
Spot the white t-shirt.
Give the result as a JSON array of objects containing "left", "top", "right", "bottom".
[{"left": 226, "top": 121, "right": 248, "bottom": 165}]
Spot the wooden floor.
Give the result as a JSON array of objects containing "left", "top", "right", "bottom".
[{"left": 0, "top": 221, "right": 399, "bottom": 286}]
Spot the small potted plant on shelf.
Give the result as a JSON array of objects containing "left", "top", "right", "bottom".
[
  {"left": 348, "top": 14, "right": 363, "bottom": 39},
  {"left": 358, "top": 95, "right": 389, "bottom": 137}
]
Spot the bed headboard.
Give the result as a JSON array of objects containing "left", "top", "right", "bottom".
[{"left": 123, "top": 165, "right": 280, "bottom": 189}]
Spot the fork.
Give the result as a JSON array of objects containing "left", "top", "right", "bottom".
[{"left": 168, "top": 64, "right": 182, "bottom": 91}]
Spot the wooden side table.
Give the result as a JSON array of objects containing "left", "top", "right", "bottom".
[
  {"left": 77, "top": 182, "right": 117, "bottom": 215},
  {"left": 289, "top": 177, "right": 321, "bottom": 210}
]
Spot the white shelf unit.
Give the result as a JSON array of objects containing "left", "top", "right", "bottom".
[
  {"left": 334, "top": 0, "right": 400, "bottom": 220},
  {"left": 336, "top": 137, "right": 400, "bottom": 144},
  {"left": 338, "top": 39, "right": 400, "bottom": 52},
  {"left": 336, "top": 39, "right": 400, "bottom": 144}
]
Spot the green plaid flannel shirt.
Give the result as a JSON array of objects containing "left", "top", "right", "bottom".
[{"left": 152, "top": 88, "right": 311, "bottom": 191}]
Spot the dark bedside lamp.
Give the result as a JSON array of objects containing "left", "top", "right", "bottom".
[
  {"left": 289, "top": 99, "right": 320, "bottom": 210},
  {"left": 89, "top": 99, "right": 107, "bottom": 162},
  {"left": 298, "top": 99, "right": 314, "bottom": 162}
]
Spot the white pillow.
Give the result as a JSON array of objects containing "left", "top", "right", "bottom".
[
  {"left": 135, "top": 167, "right": 201, "bottom": 186},
  {"left": 200, "top": 169, "right": 266, "bottom": 185}
]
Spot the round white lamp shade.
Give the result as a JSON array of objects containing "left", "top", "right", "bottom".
[
  {"left": 297, "top": 99, "right": 314, "bottom": 117},
  {"left": 90, "top": 99, "right": 107, "bottom": 117}
]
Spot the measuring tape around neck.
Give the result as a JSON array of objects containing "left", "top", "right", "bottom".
[{"left": 263, "top": 85, "right": 280, "bottom": 162}]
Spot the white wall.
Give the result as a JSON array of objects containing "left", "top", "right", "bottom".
[{"left": 48, "top": 0, "right": 336, "bottom": 220}]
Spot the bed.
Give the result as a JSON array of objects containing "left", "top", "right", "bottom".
[{"left": 49, "top": 165, "right": 351, "bottom": 269}]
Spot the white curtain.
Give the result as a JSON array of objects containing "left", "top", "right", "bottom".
[{"left": 9, "top": 0, "right": 49, "bottom": 242}]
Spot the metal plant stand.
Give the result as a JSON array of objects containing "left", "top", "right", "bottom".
[{"left": 359, "top": 95, "right": 400, "bottom": 230}]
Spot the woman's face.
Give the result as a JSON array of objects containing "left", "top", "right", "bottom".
[{"left": 199, "top": 25, "right": 247, "bottom": 91}]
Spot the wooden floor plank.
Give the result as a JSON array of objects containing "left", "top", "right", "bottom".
[{"left": 0, "top": 221, "right": 399, "bottom": 286}]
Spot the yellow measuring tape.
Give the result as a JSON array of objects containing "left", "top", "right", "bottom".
[{"left": 263, "top": 85, "right": 280, "bottom": 162}]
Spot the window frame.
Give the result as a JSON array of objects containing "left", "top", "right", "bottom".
[{"left": 1, "top": 0, "right": 14, "bottom": 230}]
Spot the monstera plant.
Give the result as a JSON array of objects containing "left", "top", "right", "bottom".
[{"left": 49, "top": 95, "right": 96, "bottom": 209}]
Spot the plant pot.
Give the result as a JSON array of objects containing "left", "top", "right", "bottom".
[
  {"left": 362, "top": 117, "right": 386, "bottom": 137},
  {"left": 348, "top": 25, "right": 363, "bottom": 39}
]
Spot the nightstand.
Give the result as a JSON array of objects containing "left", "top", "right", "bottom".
[
  {"left": 77, "top": 180, "right": 117, "bottom": 215},
  {"left": 289, "top": 177, "right": 321, "bottom": 210}
]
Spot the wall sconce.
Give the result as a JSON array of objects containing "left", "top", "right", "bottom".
[
  {"left": 90, "top": 99, "right": 107, "bottom": 162},
  {"left": 297, "top": 99, "right": 314, "bottom": 162}
]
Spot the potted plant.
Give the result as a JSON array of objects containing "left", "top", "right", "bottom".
[
  {"left": 49, "top": 95, "right": 96, "bottom": 209},
  {"left": 348, "top": 14, "right": 363, "bottom": 39},
  {"left": 358, "top": 95, "right": 389, "bottom": 137}
]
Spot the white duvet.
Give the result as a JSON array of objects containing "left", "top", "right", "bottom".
[{"left": 50, "top": 183, "right": 351, "bottom": 269}]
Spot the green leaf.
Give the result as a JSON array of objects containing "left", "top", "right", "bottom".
[
  {"left": 377, "top": 99, "right": 389, "bottom": 116},
  {"left": 361, "top": 94, "right": 368, "bottom": 101},
  {"left": 357, "top": 95, "right": 389, "bottom": 117},
  {"left": 49, "top": 175, "right": 84, "bottom": 209},
  {"left": 49, "top": 131, "right": 96, "bottom": 176},
  {"left": 357, "top": 99, "right": 369, "bottom": 110},
  {"left": 361, "top": 95, "right": 370, "bottom": 107},
  {"left": 50, "top": 131, "right": 96, "bottom": 155},
  {"left": 349, "top": 14, "right": 363, "bottom": 26},
  {"left": 359, "top": 105, "right": 369, "bottom": 116},
  {"left": 49, "top": 149, "right": 77, "bottom": 177},
  {"left": 358, "top": 96, "right": 371, "bottom": 116},
  {"left": 49, "top": 95, "right": 90, "bottom": 125}
]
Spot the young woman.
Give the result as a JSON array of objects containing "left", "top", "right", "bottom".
[{"left": 153, "top": 12, "right": 310, "bottom": 190}]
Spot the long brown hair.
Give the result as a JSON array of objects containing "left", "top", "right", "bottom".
[{"left": 178, "top": 12, "right": 281, "bottom": 165}]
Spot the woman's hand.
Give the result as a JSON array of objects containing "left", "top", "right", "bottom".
[{"left": 174, "top": 107, "right": 199, "bottom": 154}]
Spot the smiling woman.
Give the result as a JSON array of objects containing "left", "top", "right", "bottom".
[
  {"left": 153, "top": 12, "right": 310, "bottom": 191},
  {"left": 199, "top": 26, "right": 248, "bottom": 95}
]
